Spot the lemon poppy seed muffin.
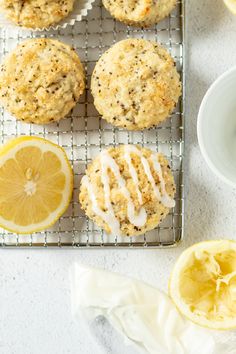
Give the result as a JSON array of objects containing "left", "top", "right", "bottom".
[
  {"left": 91, "top": 38, "right": 181, "bottom": 131},
  {"left": 102, "top": 0, "right": 176, "bottom": 27},
  {"left": 79, "top": 145, "right": 176, "bottom": 237},
  {"left": 0, "top": 0, "right": 75, "bottom": 29},
  {"left": 0, "top": 38, "right": 85, "bottom": 124}
]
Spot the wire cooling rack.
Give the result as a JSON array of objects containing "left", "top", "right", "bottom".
[{"left": 0, "top": 0, "right": 185, "bottom": 248}]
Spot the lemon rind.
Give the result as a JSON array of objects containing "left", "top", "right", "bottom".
[
  {"left": 169, "top": 240, "right": 236, "bottom": 330},
  {"left": 224, "top": 0, "right": 236, "bottom": 15},
  {"left": 0, "top": 136, "right": 73, "bottom": 234}
]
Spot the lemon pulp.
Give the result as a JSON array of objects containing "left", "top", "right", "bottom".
[{"left": 169, "top": 240, "right": 236, "bottom": 329}]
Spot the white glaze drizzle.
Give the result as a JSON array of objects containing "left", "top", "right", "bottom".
[
  {"left": 124, "top": 148, "right": 143, "bottom": 205},
  {"left": 82, "top": 175, "right": 121, "bottom": 236},
  {"left": 82, "top": 146, "right": 175, "bottom": 235},
  {"left": 151, "top": 154, "right": 176, "bottom": 208},
  {"left": 101, "top": 150, "right": 147, "bottom": 229},
  {"left": 124, "top": 145, "right": 175, "bottom": 208}
]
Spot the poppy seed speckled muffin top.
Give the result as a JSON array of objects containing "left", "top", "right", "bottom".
[
  {"left": 91, "top": 38, "right": 181, "bottom": 131},
  {"left": 0, "top": 38, "right": 85, "bottom": 124},
  {"left": 79, "top": 145, "right": 176, "bottom": 237},
  {"left": 102, "top": 0, "right": 176, "bottom": 27},
  {"left": 0, "top": 0, "right": 75, "bottom": 29}
]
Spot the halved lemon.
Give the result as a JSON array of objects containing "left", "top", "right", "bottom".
[
  {"left": 223, "top": 0, "right": 236, "bottom": 14},
  {"left": 0, "top": 136, "right": 73, "bottom": 234},
  {"left": 169, "top": 240, "right": 236, "bottom": 330}
]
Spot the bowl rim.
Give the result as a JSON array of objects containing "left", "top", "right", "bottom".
[{"left": 197, "top": 65, "right": 236, "bottom": 188}]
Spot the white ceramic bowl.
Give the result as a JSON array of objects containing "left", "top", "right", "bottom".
[{"left": 197, "top": 66, "right": 236, "bottom": 187}]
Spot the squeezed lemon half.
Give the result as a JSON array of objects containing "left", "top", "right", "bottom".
[
  {"left": 169, "top": 240, "right": 236, "bottom": 329},
  {"left": 0, "top": 136, "right": 73, "bottom": 234},
  {"left": 223, "top": 0, "right": 236, "bottom": 14}
]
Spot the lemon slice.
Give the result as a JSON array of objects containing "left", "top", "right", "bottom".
[
  {"left": 223, "top": 0, "right": 236, "bottom": 14},
  {"left": 0, "top": 136, "right": 73, "bottom": 234},
  {"left": 169, "top": 240, "right": 236, "bottom": 330}
]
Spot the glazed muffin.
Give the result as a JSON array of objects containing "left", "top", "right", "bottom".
[
  {"left": 102, "top": 0, "right": 176, "bottom": 27},
  {"left": 91, "top": 38, "right": 181, "bottom": 131},
  {"left": 0, "top": 0, "right": 75, "bottom": 29},
  {"left": 0, "top": 38, "right": 85, "bottom": 124},
  {"left": 79, "top": 145, "right": 176, "bottom": 237}
]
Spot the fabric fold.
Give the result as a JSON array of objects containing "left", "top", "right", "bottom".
[{"left": 70, "top": 264, "right": 216, "bottom": 354}]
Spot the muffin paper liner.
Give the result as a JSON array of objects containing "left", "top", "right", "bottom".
[{"left": 0, "top": 0, "right": 96, "bottom": 32}]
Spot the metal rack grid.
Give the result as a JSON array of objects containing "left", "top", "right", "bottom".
[{"left": 0, "top": 0, "right": 185, "bottom": 248}]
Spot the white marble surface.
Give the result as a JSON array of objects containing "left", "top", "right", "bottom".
[{"left": 1, "top": 1, "right": 236, "bottom": 353}]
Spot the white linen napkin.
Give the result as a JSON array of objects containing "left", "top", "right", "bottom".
[{"left": 70, "top": 264, "right": 235, "bottom": 354}]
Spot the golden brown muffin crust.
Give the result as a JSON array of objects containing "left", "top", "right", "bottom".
[
  {"left": 91, "top": 38, "right": 181, "bottom": 130},
  {"left": 0, "top": 38, "right": 85, "bottom": 124},
  {"left": 79, "top": 145, "right": 176, "bottom": 237},
  {"left": 103, "top": 0, "right": 176, "bottom": 27},
  {"left": 0, "top": 0, "right": 75, "bottom": 29}
]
